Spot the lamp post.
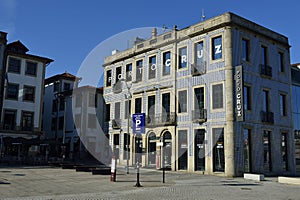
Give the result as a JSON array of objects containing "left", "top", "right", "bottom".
[{"left": 121, "top": 79, "right": 131, "bottom": 174}]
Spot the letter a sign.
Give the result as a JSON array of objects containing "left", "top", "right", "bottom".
[{"left": 132, "top": 113, "right": 145, "bottom": 134}]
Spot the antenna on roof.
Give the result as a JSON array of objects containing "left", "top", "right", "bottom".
[{"left": 202, "top": 9, "right": 206, "bottom": 21}]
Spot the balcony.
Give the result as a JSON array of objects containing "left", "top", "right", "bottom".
[
  {"left": 261, "top": 111, "right": 274, "bottom": 124},
  {"left": 191, "top": 62, "right": 206, "bottom": 76},
  {"left": 146, "top": 112, "right": 176, "bottom": 127},
  {"left": 113, "top": 82, "right": 122, "bottom": 94},
  {"left": 260, "top": 64, "right": 272, "bottom": 78},
  {"left": 112, "top": 119, "right": 121, "bottom": 129},
  {"left": 192, "top": 109, "right": 207, "bottom": 123}
]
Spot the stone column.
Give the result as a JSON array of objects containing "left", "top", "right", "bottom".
[{"left": 224, "top": 26, "right": 235, "bottom": 177}]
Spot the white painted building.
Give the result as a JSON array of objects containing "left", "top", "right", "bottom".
[{"left": 0, "top": 33, "right": 53, "bottom": 162}]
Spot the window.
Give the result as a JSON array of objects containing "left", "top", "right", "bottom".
[
  {"left": 135, "top": 98, "right": 142, "bottom": 114},
  {"left": 123, "top": 133, "right": 131, "bottom": 160},
  {"left": 106, "top": 70, "right": 112, "bottom": 87},
  {"left": 53, "top": 81, "right": 59, "bottom": 92},
  {"left": 244, "top": 85, "right": 251, "bottom": 110},
  {"left": 212, "top": 84, "right": 223, "bottom": 109},
  {"left": 213, "top": 128, "right": 225, "bottom": 172},
  {"left": 51, "top": 118, "right": 57, "bottom": 131},
  {"left": 262, "top": 90, "right": 269, "bottom": 112},
  {"left": 194, "top": 129, "right": 205, "bottom": 171},
  {"left": 74, "top": 114, "right": 81, "bottom": 128},
  {"left": 136, "top": 60, "right": 143, "bottom": 82},
  {"left": 194, "top": 41, "right": 205, "bottom": 73},
  {"left": 3, "top": 110, "right": 16, "bottom": 130},
  {"left": 124, "top": 100, "right": 131, "bottom": 118},
  {"left": 8, "top": 57, "right": 21, "bottom": 73},
  {"left": 242, "top": 38, "right": 250, "bottom": 62},
  {"left": 163, "top": 51, "right": 171, "bottom": 76},
  {"left": 280, "top": 93, "right": 287, "bottom": 116},
  {"left": 194, "top": 87, "right": 204, "bottom": 110},
  {"left": 261, "top": 46, "right": 268, "bottom": 65},
  {"left": 75, "top": 94, "right": 82, "bottom": 107},
  {"left": 126, "top": 63, "right": 132, "bottom": 81},
  {"left": 148, "top": 55, "right": 156, "bottom": 79},
  {"left": 64, "top": 83, "right": 71, "bottom": 91},
  {"left": 58, "top": 116, "right": 64, "bottom": 130},
  {"left": 114, "top": 102, "right": 120, "bottom": 119},
  {"left": 212, "top": 36, "right": 222, "bottom": 60},
  {"left": 21, "top": 111, "right": 34, "bottom": 131},
  {"left": 25, "top": 61, "right": 37, "bottom": 76},
  {"left": 263, "top": 130, "right": 272, "bottom": 172},
  {"left": 88, "top": 114, "right": 96, "bottom": 128},
  {"left": 6, "top": 83, "right": 19, "bottom": 100},
  {"left": 59, "top": 98, "right": 65, "bottom": 111},
  {"left": 278, "top": 52, "right": 284, "bottom": 72},
  {"left": 23, "top": 85, "right": 35, "bottom": 101},
  {"left": 105, "top": 104, "right": 110, "bottom": 122},
  {"left": 178, "top": 90, "right": 187, "bottom": 113},
  {"left": 89, "top": 93, "right": 96, "bottom": 107},
  {"left": 178, "top": 47, "right": 187, "bottom": 69},
  {"left": 178, "top": 130, "right": 188, "bottom": 170},
  {"left": 115, "top": 66, "right": 122, "bottom": 82},
  {"left": 162, "top": 93, "right": 170, "bottom": 114},
  {"left": 148, "top": 95, "right": 155, "bottom": 117},
  {"left": 52, "top": 100, "right": 57, "bottom": 112}
]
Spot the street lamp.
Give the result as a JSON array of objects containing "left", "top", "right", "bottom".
[{"left": 120, "top": 78, "right": 132, "bottom": 174}]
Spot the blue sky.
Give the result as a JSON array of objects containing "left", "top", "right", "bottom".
[{"left": 1, "top": 0, "right": 299, "bottom": 85}]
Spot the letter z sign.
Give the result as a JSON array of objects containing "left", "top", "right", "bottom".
[{"left": 132, "top": 113, "right": 145, "bottom": 134}]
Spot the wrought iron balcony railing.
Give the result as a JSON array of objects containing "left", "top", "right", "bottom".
[
  {"left": 260, "top": 64, "right": 272, "bottom": 78},
  {"left": 192, "top": 109, "right": 207, "bottom": 123},
  {"left": 146, "top": 112, "right": 176, "bottom": 127},
  {"left": 261, "top": 111, "right": 274, "bottom": 124},
  {"left": 112, "top": 119, "right": 121, "bottom": 129},
  {"left": 113, "top": 81, "right": 122, "bottom": 94},
  {"left": 191, "top": 62, "right": 206, "bottom": 76}
]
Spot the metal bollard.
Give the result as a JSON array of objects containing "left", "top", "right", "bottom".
[
  {"left": 110, "top": 156, "right": 117, "bottom": 182},
  {"left": 135, "top": 161, "right": 142, "bottom": 187}
]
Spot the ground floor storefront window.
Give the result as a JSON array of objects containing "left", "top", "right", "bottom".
[
  {"left": 194, "top": 129, "right": 205, "bottom": 171},
  {"left": 213, "top": 128, "right": 224, "bottom": 172}
]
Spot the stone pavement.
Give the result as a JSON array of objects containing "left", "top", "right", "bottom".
[{"left": 0, "top": 166, "right": 299, "bottom": 200}]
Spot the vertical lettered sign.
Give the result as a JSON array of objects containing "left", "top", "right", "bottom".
[{"left": 235, "top": 65, "right": 244, "bottom": 121}]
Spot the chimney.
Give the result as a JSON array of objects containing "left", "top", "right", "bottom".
[
  {"left": 152, "top": 28, "right": 157, "bottom": 38},
  {"left": 0, "top": 31, "right": 8, "bottom": 45},
  {"left": 112, "top": 50, "right": 119, "bottom": 55}
]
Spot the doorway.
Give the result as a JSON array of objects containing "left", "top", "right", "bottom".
[
  {"left": 162, "top": 131, "right": 172, "bottom": 169},
  {"left": 147, "top": 132, "right": 156, "bottom": 166},
  {"left": 195, "top": 129, "right": 205, "bottom": 171}
]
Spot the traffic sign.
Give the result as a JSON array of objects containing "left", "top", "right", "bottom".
[{"left": 132, "top": 113, "right": 145, "bottom": 134}]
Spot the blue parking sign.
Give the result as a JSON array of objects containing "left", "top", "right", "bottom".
[{"left": 132, "top": 113, "right": 145, "bottom": 134}]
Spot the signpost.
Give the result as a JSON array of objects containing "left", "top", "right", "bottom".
[{"left": 132, "top": 113, "right": 145, "bottom": 187}]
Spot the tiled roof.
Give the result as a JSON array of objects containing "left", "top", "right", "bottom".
[{"left": 45, "top": 72, "right": 81, "bottom": 84}]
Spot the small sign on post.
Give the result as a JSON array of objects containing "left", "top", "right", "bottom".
[{"left": 110, "top": 156, "right": 117, "bottom": 182}]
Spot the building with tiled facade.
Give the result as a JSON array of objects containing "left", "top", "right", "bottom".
[
  {"left": 291, "top": 63, "right": 300, "bottom": 171},
  {"left": 103, "top": 12, "right": 295, "bottom": 176}
]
